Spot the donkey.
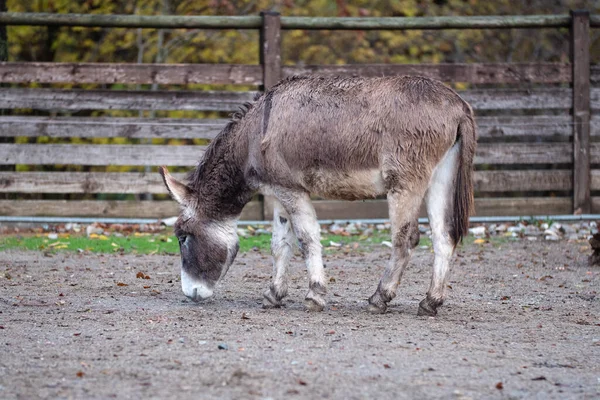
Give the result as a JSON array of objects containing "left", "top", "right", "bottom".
[{"left": 160, "top": 75, "right": 476, "bottom": 316}]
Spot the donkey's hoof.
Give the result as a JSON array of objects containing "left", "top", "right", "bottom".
[
  {"left": 367, "top": 302, "right": 387, "bottom": 314},
  {"left": 417, "top": 298, "right": 438, "bottom": 317},
  {"left": 262, "top": 288, "right": 283, "bottom": 309},
  {"left": 304, "top": 296, "right": 325, "bottom": 312}
]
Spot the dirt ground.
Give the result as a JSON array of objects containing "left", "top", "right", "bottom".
[{"left": 1, "top": 240, "right": 599, "bottom": 400}]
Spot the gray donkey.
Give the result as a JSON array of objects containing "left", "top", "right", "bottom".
[{"left": 160, "top": 75, "right": 476, "bottom": 316}]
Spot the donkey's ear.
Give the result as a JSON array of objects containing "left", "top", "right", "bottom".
[{"left": 159, "top": 166, "right": 192, "bottom": 205}]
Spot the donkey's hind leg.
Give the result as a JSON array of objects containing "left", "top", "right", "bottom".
[
  {"left": 275, "top": 189, "right": 326, "bottom": 312},
  {"left": 263, "top": 200, "right": 296, "bottom": 308},
  {"left": 368, "top": 190, "right": 423, "bottom": 314},
  {"left": 419, "top": 145, "right": 461, "bottom": 316}
]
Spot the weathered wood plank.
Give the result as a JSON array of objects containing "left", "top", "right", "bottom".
[
  {"left": 0, "top": 143, "right": 581, "bottom": 167},
  {"left": 0, "top": 116, "right": 227, "bottom": 139},
  {"left": 591, "top": 64, "right": 600, "bottom": 85},
  {"left": 592, "top": 115, "right": 600, "bottom": 137},
  {"left": 0, "top": 197, "right": 575, "bottom": 219},
  {"left": 0, "top": 170, "right": 575, "bottom": 195},
  {"left": 284, "top": 63, "right": 572, "bottom": 84},
  {"left": 281, "top": 15, "right": 571, "bottom": 30},
  {"left": 591, "top": 197, "right": 600, "bottom": 214},
  {"left": 260, "top": 12, "right": 281, "bottom": 90},
  {"left": 475, "top": 143, "right": 572, "bottom": 164},
  {"left": 474, "top": 170, "right": 572, "bottom": 192},
  {"left": 0, "top": 115, "right": 576, "bottom": 140},
  {"left": 477, "top": 115, "right": 572, "bottom": 138},
  {"left": 0, "top": 144, "right": 205, "bottom": 166},
  {"left": 0, "top": 199, "right": 262, "bottom": 220},
  {"left": 311, "top": 197, "right": 573, "bottom": 219},
  {"left": 0, "top": 12, "right": 571, "bottom": 30},
  {"left": 0, "top": 12, "right": 263, "bottom": 29},
  {"left": 589, "top": 143, "right": 600, "bottom": 164},
  {"left": 590, "top": 170, "right": 600, "bottom": 190},
  {"left": 0, "top": 62, "right": 263, "bottom": 85},
  {"left": 460, "top": 88, "right": 571, "bottom": 110},
  {"left": 0, "top": 87, "right": 571, "bottom": 113},
  {"left": 571, "top": 10, "right": 591, "bottom": 213},
  {"left": 473, "top": 197, "right": 572, "bottom": 216},
  {"left": 0, "top": 88, "right": 258, "bottom": 111},
  {"left": 0, "top": 172, "right": 178, "bottom": 193},
  {"left": 0, "top": 115, "right": 580, "bottom": 140},
  {"left": 260, "top": 11, "right": 282, "bottom": 221},
  {"left": 591, "top": 87, "right": 600, "bottom": 110}
]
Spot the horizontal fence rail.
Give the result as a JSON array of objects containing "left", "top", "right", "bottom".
[
  {"left": 0, "top": 87, "right": 577, "bottom": 111},
  {"left": 1, "top": 115, "right": 597, "bottom": 140},
  {"left": 0, "top": 62, "right": 263, "bottom": 85},
  {"left": 7, "top": 169, "right": 600, "bottom": 194},
  {"left": 1, "top": 143, "right": 591, "bottom": 166},
  {"left": 0, "top": 88, "right": 258, "bottom": 111},
  {"left": 283, "top": 63, "right": 573, "bottom": 83},
  {"left": 0, "top": 62, "right": 572, "bottom": 85},
  {"left": 1, "top": 12, "right": 597, "bottom": 29}
]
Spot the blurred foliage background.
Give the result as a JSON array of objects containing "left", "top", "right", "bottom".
[{"left": 6, "top": 0, "right": 600, "bottom": 66}]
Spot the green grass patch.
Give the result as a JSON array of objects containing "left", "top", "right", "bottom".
[
  {"left": 0, "top": 234, "right": 181, "bottom": 255},
  {"left": 0, "top": 229, "right": 519, "bottom": 256},
  {"left": 0, "top": 229, "right": 403, "bottom": 255}
]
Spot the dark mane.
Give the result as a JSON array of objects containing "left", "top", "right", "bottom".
[{"left": 185, "top": 94, "right": 261, "bottom": 190}]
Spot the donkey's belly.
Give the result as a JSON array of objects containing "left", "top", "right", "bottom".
[{"left": 302, "top": 169, "right": 386, "bottom": 201}]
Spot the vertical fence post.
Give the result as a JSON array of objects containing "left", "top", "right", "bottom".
[
  {"left": 571, "top": 10, "right": 591, "bottom": 214},
  {"left": 260, "top": 11, "right": 281, "bottom": 221},
  {"left": 0, "top": 0, "right": 12, "bottom": 192}
]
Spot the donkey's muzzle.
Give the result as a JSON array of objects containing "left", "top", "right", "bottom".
[
  {"left": 181, "top": 268, "right": 214, "bottom": 301},
  {"left": 188, "top": 288, "right": 208, "bottom": 302}
]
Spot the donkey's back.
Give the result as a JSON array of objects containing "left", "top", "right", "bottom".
[{"left": 251, "top": 75, "right": 472, "bottom": 202}]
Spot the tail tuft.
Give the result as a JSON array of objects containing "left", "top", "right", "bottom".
[{"left": 450, "top": 111, "right": 477, "bottom": 246}]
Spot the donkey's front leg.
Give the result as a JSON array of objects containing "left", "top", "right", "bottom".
[
  {"left": 263, "top": 201, "right": 296, "bottom": 308},
  {"left": 368, "top": 191, "right": 422, "bottom": 314},
  {"left": 277, "top": 190, "right": 326, "bottom": 312}
]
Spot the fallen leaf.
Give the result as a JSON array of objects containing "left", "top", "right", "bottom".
[
  {"left": 496, "top": 382, "right": 503, "bottom": 390},
  {"left": 383, "top": 364, "right": 391, "bottom": 369},
  {"left": 136, "top": 272, "right": 151, "bottom": 279},
  {"left": 298, "top": 379, "right": 308, "bottom": 386},
  {"left": 116, "top": 282, "right": 128, "bottom": 287},
  {"left": 76, "top": 371, "right": 85, "bottom": 378},
  {"left": 474, "top": 238, "right": 486, "bottom": 244}
]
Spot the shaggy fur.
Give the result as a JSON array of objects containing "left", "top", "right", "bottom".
[{"left": 161, "top": 75, "right": 477, "bottom": 314}]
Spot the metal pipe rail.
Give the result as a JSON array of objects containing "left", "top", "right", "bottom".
[
  {"left": 1, "top": 215, "right": 599, "bottom": 226},
  {"left": 0, "top": 12, "right": 596, "bottom": 30}
]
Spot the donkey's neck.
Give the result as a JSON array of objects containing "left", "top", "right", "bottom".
[{"left": 188, "top": 126, "right": 253, "bottom": 220}]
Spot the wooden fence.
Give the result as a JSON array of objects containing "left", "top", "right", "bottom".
[{"left": 0, "top": 11, "right": 599, "bottom": 221}]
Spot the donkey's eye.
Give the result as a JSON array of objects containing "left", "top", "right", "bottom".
[{"left": 178, "top": 235, "right": 188, "bottom": 244}]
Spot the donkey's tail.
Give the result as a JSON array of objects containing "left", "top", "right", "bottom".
[{"left": 450, "top": 107, "right": 477, "bottom": 246}]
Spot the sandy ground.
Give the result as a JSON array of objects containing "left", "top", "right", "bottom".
[{"left": 0, "top": 240, "right": 599, "bottom": 400}]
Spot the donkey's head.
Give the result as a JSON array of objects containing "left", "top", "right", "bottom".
[{"left": 159, "top": 166, "right": 239, "bottom": 302}]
